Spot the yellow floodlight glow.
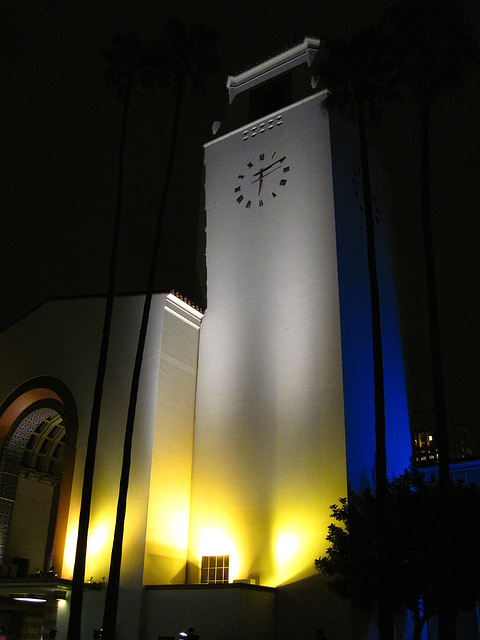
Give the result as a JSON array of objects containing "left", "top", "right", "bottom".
[
  {"left": 270, "top": 510, "right": 331, "bottom": 585},
  {"left": 199, "top": 527, "right": 229, "bottom": 554},
  {"left": 275, "top": 533, "right": 298, "bottom": 563},
  {"left": 87, "top": 525, "right": 108, "bottom": 556},
  {"left": 169, "top": 511, "right": 190, "bottom": 549},
  {"left": 199, "top": 527, "right": 239, "bottom": 581},
  {"left": 151, "top": 510, "right": 189, "bottom": 552},
  {"left": 84, "top": 523, "right": 112, "bottom": 579},
  {"left": 64, "top": 529, "right": 78, "bottom": 576},
  {"left": 63, "top": 523, "right": 109, "bottom": 578}
]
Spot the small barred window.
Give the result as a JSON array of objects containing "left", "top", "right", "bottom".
[{"left": 201, "top": 555, "right": 229, "bottom": 584}]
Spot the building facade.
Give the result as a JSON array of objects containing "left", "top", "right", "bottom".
[{"left": 0, "top": 39, "right": 412, "bottom": 640}]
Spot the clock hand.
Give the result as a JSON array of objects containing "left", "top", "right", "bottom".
[
  {"left": 251, "top": 164, "right": 282, "bottom": 185},
  {"left": 258, "top": 170, "right": 263, "bottom": 195},
  {"left": 252, "top": 156, "right": 286, "bottom": 177}
]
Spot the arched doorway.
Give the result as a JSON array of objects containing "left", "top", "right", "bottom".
[{"left": 0, "top": 377, "right": 78, "bottom": 579}]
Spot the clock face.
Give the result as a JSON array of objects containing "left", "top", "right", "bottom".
[{"left": 234, "top": 151, "right": 290, "bottom": 209}]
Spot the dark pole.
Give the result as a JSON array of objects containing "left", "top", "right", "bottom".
[
  {"left": 67, "top": 78, "right": 132, "bottom": 640},
  {"left": 101, "top": 72, "right": 185, "bottom": 640},
  {"left": 357, "top": 99, "right": 392, "bottom": 640},
  {"left": 421, "top": 96, "right": 454, "bottom": 640}
]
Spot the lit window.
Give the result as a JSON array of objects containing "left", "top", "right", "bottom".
[{"left": 201, "top": 555, "right": 229, "bottom": 584}]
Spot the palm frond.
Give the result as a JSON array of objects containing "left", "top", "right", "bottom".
[
  {"left": 313, "top": 25, "right": 401, "bottom": 127},
  {"left": 384, "top": 0, "right": 480, "bottom": 102},
  {"left": 102, "top": 32, "right": 157, "bottom": 101},
  {"left": 147, "top": 20, "right": 220, "bottom": 95}
]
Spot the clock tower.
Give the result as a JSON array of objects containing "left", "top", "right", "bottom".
[{"left": 187, "top": 37, "right": 411, "bottom": 634}]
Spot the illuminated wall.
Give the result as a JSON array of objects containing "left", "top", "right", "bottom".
[
  {"left": 45, "top": 293, "right": 202, "bottom": 596},
  {"left": 0, "top": 293, "right": 202, "bottom": 637},
  {"left": 0, "top": 37, "right": 412, "bottom": 640},
  {"left": 143, "top": 296, "right": 202, "bottom": 585},
  {"left": 189, "top": 93, "right": 349, "bottom": 587},
  {"left": 188, "top": 37, "right": 411, "bottom": 589},
  {"left": 0, "top": 297, "right": 105, "bottom": 579},
  {"left": 61, "top": 295, "right": 168, "bottom": 591}
]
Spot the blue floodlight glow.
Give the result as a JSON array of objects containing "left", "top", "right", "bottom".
[{"left": 330, "top": 114, "right": 412, "bottom": 491}]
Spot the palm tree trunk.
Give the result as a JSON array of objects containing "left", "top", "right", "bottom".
[
  {"left": 420, "top": 98, "right": 449, "bottom": 490},
  {"left": 357, "top": 101, "right": 392, "bottom": 640},
  {"left": 412, "top": 602, "right": 426, "bottom": 640},
  {"left": 420, "top": 97, "right": 455, "bottom": 640},
  {"left": 101, "top": 72, "right": 186, "bottom": 640},
  {"left": 67, "top": 79, "right": 132, "bottom": 640}
]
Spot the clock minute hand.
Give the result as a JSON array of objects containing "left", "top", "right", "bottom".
[{"left": 252, "top": 156, "right": 286, "bottom": 177}]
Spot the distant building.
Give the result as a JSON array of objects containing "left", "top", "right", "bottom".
[
  {"left": 0, "top": 39, "right": 411, "bottom": 640},
  {"left": 412, "top": 407, "right": 474, "bottom": 465}
]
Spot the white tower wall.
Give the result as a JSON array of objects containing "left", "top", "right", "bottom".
[{"left": 188, "top": 94, "right": 348, "bottom": 587}]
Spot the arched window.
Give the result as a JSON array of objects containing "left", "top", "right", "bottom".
[{"left": 0, "top": 378, "right": 78, "bottom": 578}]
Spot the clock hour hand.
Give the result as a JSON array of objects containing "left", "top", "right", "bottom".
[
  {"left": 258, "top": 170, "right": 263, "bottom": 195},
  {"left": 251, "top": 164, "right": 282, "bottom": 185}
]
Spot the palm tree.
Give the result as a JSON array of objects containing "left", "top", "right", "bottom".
[
  {"left": 101, "top": 20, "right": 218, "bottom": 640},
  {"left": 384, "top": 3, "right": 478, "bottom": 637},
  {"left": 312, "top": 26, "right": 397, "bottom": 640},
  {"left": 385, "top": 0, "right": 478, "bottom": 505},
  {"left": 67, "top": 33, "right": 156, "bottom": 640}
]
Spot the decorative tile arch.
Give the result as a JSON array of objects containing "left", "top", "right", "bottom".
[
  {"left": 0, "top": 402, "right": 63, "bottom": 567},
  {"left": 0, "top": 378, "right": 78, "bottom": 576}
]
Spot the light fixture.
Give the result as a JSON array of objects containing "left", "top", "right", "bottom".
[{"left": 12, "top": 594, "right": 46, "bottom": 603}]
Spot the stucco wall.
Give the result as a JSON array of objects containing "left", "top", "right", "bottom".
[
  {"left": 190, "top": 93, "right": 348, "bottom": 587},
  {"left": 144, "top": 296, "right": 202, "bottom": 585},
  {"left": 0, "top": 294, "right": 169, "bottom": 639}
]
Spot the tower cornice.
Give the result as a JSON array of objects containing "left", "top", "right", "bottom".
[{"left": 226, "top": 36, "right": 321, "bottom": 104}]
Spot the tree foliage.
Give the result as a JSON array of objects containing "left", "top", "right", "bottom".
[
  {"left": 316, "top": 468, "right": 480, "bottom": 638},
  {"left": 383, "top": 0, "right": 479, "bottom": 104},
  {"left": 313, "top": 25, "right": 399, "bottom": 124},
  {"left": 147, "top": 19, "right": 219, "bottom": 95}
]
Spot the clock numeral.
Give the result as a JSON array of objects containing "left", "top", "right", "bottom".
[
  {"left": 237, "top": 195, "right": 244, "bottom": 204},
  {"left": 272, "top": 192, "right": 277, "bottom": 198},
  {"left": 247, "top": 162, "right": 253, "bottom": 168},
  {"left": 238, "top": 174, "right": 245, "bottom": 179},
  {"left": 271, "top": 152, "right": 276, "bottom": 159},
  {"left": 246, "top": 200, "right": 252, "bottom": 209},
  {"left": 283, "top": 165, "right": 290, "bottom": 172},
  {"left": 259, "top": 199, "right": 264, "bottom": 207},
  {"left": 279, "top": 179, "right": 287, "bottom": 186},
  {"left": 234, "top": 186, "right": 241, "bottom": 193},
  {"left": 259, "top": 153, "right": 265, "bottom": 161}
]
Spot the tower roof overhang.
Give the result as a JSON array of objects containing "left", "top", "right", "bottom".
[{"left": 226, "top": 37, "right": 321, "bottom": 104}]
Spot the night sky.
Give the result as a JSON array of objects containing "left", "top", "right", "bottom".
[{"left": 2, "top": 1, "right": 480, "bottom": 453}]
